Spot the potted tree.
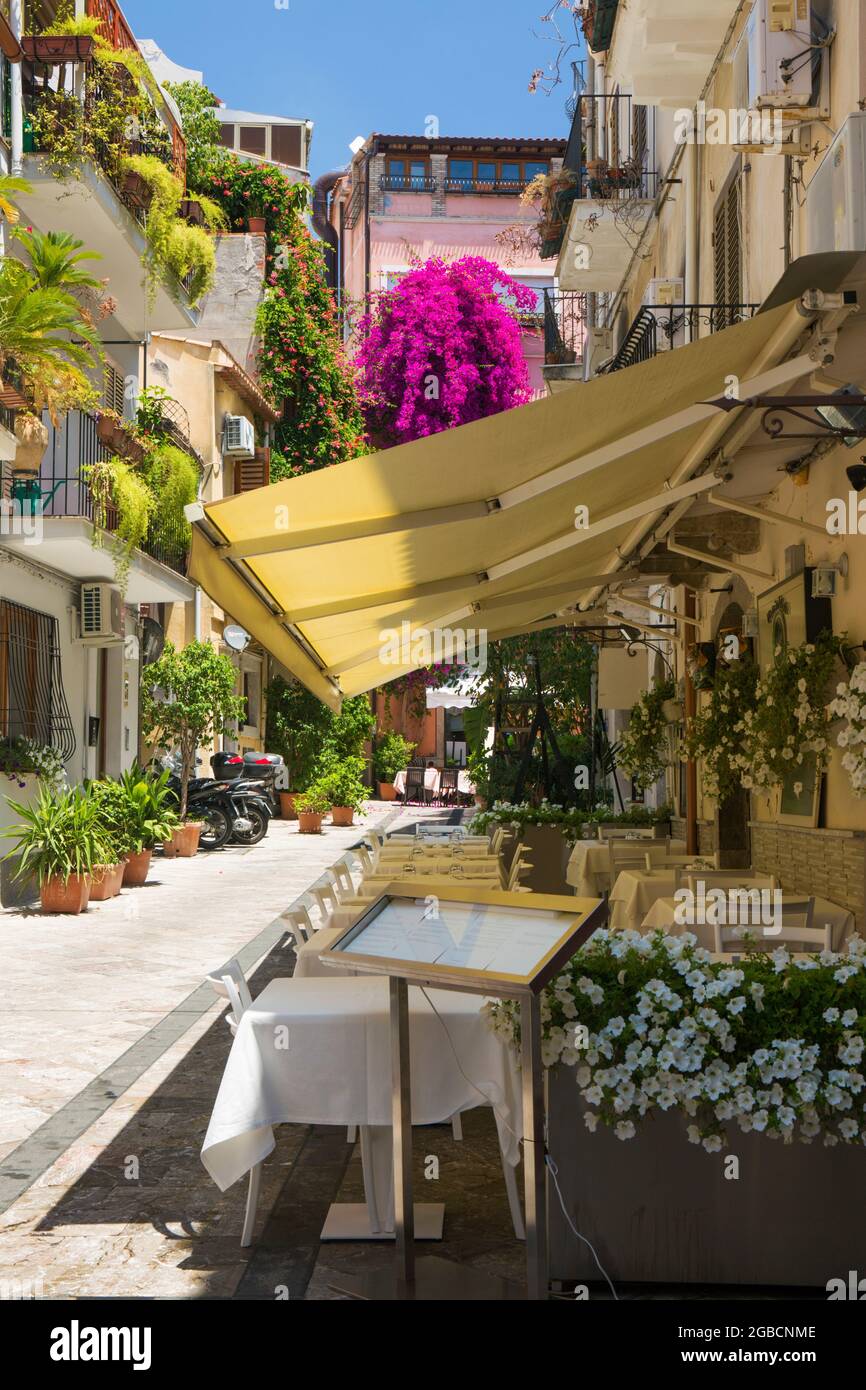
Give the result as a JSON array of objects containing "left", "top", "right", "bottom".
[
  {"left": 141, "top": 640, "right": 245, "bottom": 859},
  {"left": 294, "top": 787, "right": 330, "bottom": 834},
  {"left": 1, "top": 785, "right": 108, "bottom": 914},
  {"left": 374, "top": 731, "right": 415, "bottom": 801},
  {"left": 319, "top": 756, "right": 367, "bottom": 827}
]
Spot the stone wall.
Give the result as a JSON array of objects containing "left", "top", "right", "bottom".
[
  {"left": 750, "top": 822, "right": 866, "bottom": 929},
  {"left": 670, "top": 817, "right": 716, "bottom": 855},
  {"left": 195, "top": 233, "right": 267, "bottom": 375}
]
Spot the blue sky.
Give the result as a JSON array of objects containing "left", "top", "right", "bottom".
[{"left": 121, "top": 0, "right": 581, "bottom": 178}]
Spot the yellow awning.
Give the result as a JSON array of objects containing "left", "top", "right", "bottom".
[{"left": 188, "top": 299, "right": 814, "bottom": 710}]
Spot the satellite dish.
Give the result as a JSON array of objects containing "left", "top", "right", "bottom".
[
  {"left": 224, "top": 624, "right": 251, "bottom": 653},
  {"left": 141, "top": 617, "right": 165, "bottom": 666}
]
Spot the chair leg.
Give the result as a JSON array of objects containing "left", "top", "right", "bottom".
[
  {"left": 501, "top": 1152, "right": 525, "bottom": 1241},
  {"left": 347, "top": 1124, "right": 357, "bottom": 1143},
  {"left": 241, "top": 1162, "right": 262, "bottom": 1247},
  {"left": 451, "top": 1112, "right": 463, "bottom": 1141}
]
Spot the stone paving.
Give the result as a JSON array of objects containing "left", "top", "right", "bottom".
[{"left": 0, "top": 800, "right": 529, "bottom": 1300}]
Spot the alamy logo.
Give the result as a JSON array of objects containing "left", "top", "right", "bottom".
[
  {"left": 673, "top": 102, "right": 784, "bottom": 152},
  {"left": 826, "top": 1270, "right": 866, "bottom": 1299},
  {"left": 378, "top": 620, "right": 487, "bottom": 674},
  {"left": 50, "top": 1320, "right": 152, "bottom": 1370},
  {"left": 0, "top": 500, "right": 42, "bottom": 546},
  {"left": 674, "top": 882, "right": 782, "bottom": 933}
]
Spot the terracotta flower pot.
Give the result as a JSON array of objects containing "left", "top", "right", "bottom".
[
  {"left": 246, "top": 216, "right": 266, "bottom": 233},
  {"left": 89, "top": 864, "right": 119, "bottom": 901},
  {"left": 279, "top": 791, "right": 298, "bottom": 821},
  {"left": 377, "top": 782, "right": 397, "bottom": 802},
  {"left": 164, "top": 823, "right": 202, "bottom": 858},
  {"left": 13, "top": 413, "right": 49, "bottom": 474},
  {"left": 330, "top": 806, "right": 354, "bottom": 827},
  {"left": 123, "top": 849, "right": 152, "bottom": 886},
  {"left": 108, "top": 861, "right": 126, "bottom": 895},
  {"left": 297, "top": 811, "right": 323, "bottom": 834},
  {"left": 40, "top": 873, "right": 90, "bottom": 915}
]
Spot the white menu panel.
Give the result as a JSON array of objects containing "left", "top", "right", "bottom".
[{"left": 336, "top": 898, "right": 572, "bottom": 977}]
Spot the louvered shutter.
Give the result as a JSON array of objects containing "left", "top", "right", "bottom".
[{"left": 234, "top": 446, "right": 271, "bottom": 494}]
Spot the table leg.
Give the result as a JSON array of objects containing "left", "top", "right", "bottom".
[
  {"left": 521, "top": 993, "right": 547, "bottom": 1301},
  {"left": 391, "top": 975, "right": 414, "bottom": 1297}
]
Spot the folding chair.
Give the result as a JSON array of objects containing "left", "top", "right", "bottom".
[{"left": 206, "top": 960, "right": 261, "bottom": 1246}]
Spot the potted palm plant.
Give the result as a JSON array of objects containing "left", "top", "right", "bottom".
[
  {"left": 319, "top": 756, "right": 367, "bottom": 827},
  {"left": 1, "top": 785, "right": 108, "bottom": 914},
  {"left": 294, "top": 787, "right": 330, "bottom": 834},
  {"left": 374, "top": 731, "right": 415, "bottom": 801},
  {"left": 115, "top": 768, "right": 178, "bottom": 885}
]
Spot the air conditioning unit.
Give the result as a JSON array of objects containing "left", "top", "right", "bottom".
[
  {"left": 806, "top": 112, "right": 866, "bottom": 255},
  {"left": 80, "top": 583, "right": 123, "bottom": 645},
  {"left": 586, "top": 327, "right": 613, "bottom": 376},
  {"left": 747, "top": 0, "right": 813, "bottom": 110},
  {"left": 222, "top": 414, "right": 255, "bottom": 458},
  {"left": 643, "top": 277, "right": 686, "bottom": 351}
]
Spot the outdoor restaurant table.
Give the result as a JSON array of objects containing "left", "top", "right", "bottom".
[
  {"left": 375, "top": 842, "right": 496, "bottom": 862},
  {"left": 201, "top": 975, "right": 521, "bottom": 1232},
  {"left": 391, "top": 768, "right": 476, "bottom": 798},
  {"left": 566, "top": 837, "right": 686, "bottom": 897},
  {"left": 609, "top": 865, "right": 715, "bottom": 930},
  {"left": 641, "top": 893, "right": 856, "bottom": 950}
]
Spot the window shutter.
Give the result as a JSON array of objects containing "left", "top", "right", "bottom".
[
  {"left": 234, "top": 447, "right": 270, "bottom": 495},
  {"left": 104, "top": 365, "right": 125, "bottom": 415},
  {"left": 714, "top": 175, "right": 742, "bottom": 323}
]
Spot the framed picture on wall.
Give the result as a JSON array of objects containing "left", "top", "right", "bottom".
[{"left": 756, "top": 570, "right": 832, "bottom": 829}]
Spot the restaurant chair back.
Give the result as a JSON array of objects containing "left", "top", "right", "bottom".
[
  {"left": 597, "top": 825, "right": 655, "bottom": 841},
  {"left": 352, "top": 845, "right": 374, "bottom": 874},
  {"left": 405, "top": 766, "right": 429, "bottom": 804},
  {"left": 439, "top": 767, "right": 459, "bottom": 803},
  {"left": 280, "top": 904, "right": 315, "bottom": 949},
  {"left": 328, "top": 860, "right": 356, "bottom": 899},
  {"left": 608, "top": 842, "right": 654, "bottom": 879},
  {"left": 205, "top": 958, "right": 262, "bottom": 1246},
  {"left": 712, "top": 897, "right": 825, "bottom": 953},
  {"left": 686, "top": 871, "right": 778, "bottom": 893},
  {"left": 309, "top": 881, "right": 340, "bottom": 921}
]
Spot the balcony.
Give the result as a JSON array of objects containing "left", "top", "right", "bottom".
[
  {"left": 15, "top": 1, "right": 196, "bottom": 338},
  {"left": 597, "top": 302, "right": 759, "bottom": 375},
  {"left": 606, "top": 0, "right": 745, "bottom": 110},
  {"left": 542, "top": 289, "right": 587, "bottom": 392},
  {"left": 381, "top": 174, "right": 435, "bottom": 193},
  {"left": 443, "top": 176, "right": 531, "bottom": 195},
  {"left": 0, "top": 410, "right": 195, "bottom": 604},
  {"left": 550, "top": 93, "right": 658, "bottom": 288}
]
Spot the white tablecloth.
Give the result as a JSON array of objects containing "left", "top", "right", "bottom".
[
  {"left": 567, "top": 839, "right": 686, "bottom": 897},
  {"left": 641, "top": 893, "right": 856, "bottom": 951},
  {"left": 376, "top": 842, "right": 494, "bottom": 863},
  {"left": 201, "top": 976, "right": 521, "bottom": 1197},
  {"left": 392, "top": 768, "right": 476, "bottom": 798}
]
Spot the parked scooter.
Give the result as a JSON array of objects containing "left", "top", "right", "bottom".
[
  {"left": 158, "top": 754, "right": 271, "bottom": 849},
  {"left": 212, "top": 751, "right": 284, "bottom": 816}
]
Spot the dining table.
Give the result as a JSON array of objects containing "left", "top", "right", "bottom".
[
  {"left": 566, "top": 837, "right": 687, "bottom": 897},
  {"left": 201, "top": 974, "right": 521, "bottom": 1236},
  {"left": 608, "top": 863, "right": 730, "bottom": 930},
  {"left": 392, "top": 767, "right": 476, "bottom": 799},
  {"left": 641, "top": 892, "right": 856, "bottom": 951}
]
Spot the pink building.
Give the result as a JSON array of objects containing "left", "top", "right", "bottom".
[{"left": 321, "top": 134, "right": 566, "bottom": 397}]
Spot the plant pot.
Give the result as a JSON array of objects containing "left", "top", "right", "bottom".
[
  {"left": 164, "top": 823, "right": 202, "bottom": 858},
  {"left": 297, "top": 811, "right": 323, "bottom": 834},
  {"left": 179, "top": 197, "right": 205, "bottom": 226},
  {"left": 21, "top": 35, "right": 95, "bottom": 63},
  {"left": 123, "top": 848, "right": 152, "bottom": 886},
  {"left": 121, "top": 170, "right": 153, "bottom": 210},
  {"left": 13, "top": 414, "right": 48, "bottom": 474},
  {"left": 474, "top": 795, "right": 488, "bottom": 811},
  {"left": 246, "top": 216, "right": 267, "bottom": 233},
  {"left": 40, "top": 873, "right": 90, "bottom": 915},
  {"left": 330, "top": 806, "right": 354, "bottom": 827},
  {"left": 377, "top": 781, "right": 397, "bottom": 801},
  {"left": 89, "top": 863, "right": 121, "bottom": 901},
  {"left": 662, "top": 699, "right": 683, "bottom": 724},
  {"left": 279, "top": 791, "right": 298, "bottom": 820}
]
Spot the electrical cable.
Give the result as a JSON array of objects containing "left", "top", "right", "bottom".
[{"left": 546, "top": 1153, "right": 619, "bottom": 1300}]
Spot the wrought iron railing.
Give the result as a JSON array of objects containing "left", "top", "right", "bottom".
[
  {"left": 598, "top": 303, "right": 760, "bottom": 375},
  {"left": 381, "top": 174, "right": 435, "bottom": 193},
  {"left": 2, "top": 410, "right": 194, "bottom": 576},
  {"left": 444, "top": 176, "right": 529, "bottom": 194},
  {"left": 543, "top": 289, "right": 588, "bottom": 366}
]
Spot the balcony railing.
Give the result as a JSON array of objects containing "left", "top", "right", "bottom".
[
  {"left": 1, "top": 410, "right": 193, "bottom": 576},
  {"left": 445, "top": 176, "right": 530, "bottom": 194},
  {"left": 543, "top": 289, "right": 588, "bottom": 366},
  {"left": 598, "top": 303, "right": 760, "bottom": 375},
  {"left": 381, "top": 174, "right": 435, "bottom": 193}
]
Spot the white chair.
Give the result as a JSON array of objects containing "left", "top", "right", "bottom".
[
  {"left": 713, "top": 896, "right": 827, "bottom": 953},
  {"left": 206, "top": 960, "right": 260, "bottom": 1247},
  {"left": 507, "top": 845, "right": 533, "bottom": 892},
  {"left": 608, "top": 841, "right": 653, "bottom": 881},
  {"left": 597, "top": 825, "right": 654, "bottom": 842},
  {"left": 352, "top": 844, "right": 374, "bottom": 874},
  {"left": 279, "top": 903, "right": 315, "bottom": 949},
  {"left": 308, "top": 881, "right": 340, "bottom": 921}
]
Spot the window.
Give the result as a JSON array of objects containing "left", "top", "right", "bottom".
[
  {"left": 386, "top": 158, "right": 429, "bottom": 189},
  {"left": 500, "top": 162, "right": 521, "bottom": 184},
  {"left": 477, "top": 161, "right": 497, "bottom": 182},
  {"left": 0, "top": 601, "right": 75, "bottom": 760},
  {"left": 271, "top": 124, "right": 303, "bottom": 168},
  {"left": 218, "top": 123, "right": 235, "bottom": 149},
  {"left": 714, "top": 171, "right": 743, "bottom": 317},
  {"left": 522, "top": 161, "right": 549, "bottom": 181},
  {"left": 446, "top": 158, "right": 549, "bottom": 188},
  {"left": 239, "top": 126, "right": 267, "bottom": 156},
  {"left": 448, "top": 158, "right": 474, "bottom": 184}
]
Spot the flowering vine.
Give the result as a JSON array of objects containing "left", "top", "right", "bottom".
[{"left": 829, "top": 662, "right": 866, "bottom": 799}]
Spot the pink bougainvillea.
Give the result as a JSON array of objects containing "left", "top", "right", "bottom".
[{"left": 355, "top": 257, "right": 536, "bottom": 447}]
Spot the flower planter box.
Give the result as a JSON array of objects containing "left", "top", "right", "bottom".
[
  {"left": 123, "top": 849, "right": 152, "bottom": 887},
  {"left": 21, "top": 35, "right": 95, "bottom": 64},
  {"left": 548, "top": 1076, "right": 866, "bottom": 1288},
  {"left": 330, "top": 806, "right": 354, "bottom": 827},
  {"left": 179, "top": 198, "right": 205, "bottom": 226},
  {"left": 377, "top": 782, "right": 397, "bottom": 802},
  {"left": 278, "top": 792, "right": 298, "bottom": 821},
  {"left": 40, "top": 873, "right": 90, "bottom": 915},
  {"left": 297, "top": 811, "right": 323, "bottom": 834},
  {"left": 89, "top": 863, "right": 123, "bottom": 901},
  {"left": 120, "top": 171, "right": 153, "bottom": 210}
]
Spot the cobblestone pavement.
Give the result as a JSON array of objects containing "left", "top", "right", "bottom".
[{"left": 0, "top": 801, "right": 530, "bottom": 1300}]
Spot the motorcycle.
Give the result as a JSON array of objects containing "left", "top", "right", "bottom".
[
  {"left": 212, "top": 751, "right": 283, "bottom": 817},
  {"left": 158, "top": 755, "right": 271, "bottom": 850}
]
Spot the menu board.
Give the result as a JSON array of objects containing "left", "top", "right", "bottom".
[{"left": 333, "top": 897, "right": 574, "bottom": 978}]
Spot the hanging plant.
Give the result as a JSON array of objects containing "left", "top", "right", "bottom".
[
  {"left": 829, "top": 662, "right": 866, "bottom": 799},
  {"left": 120, "top": 155, "right": 216, "bottom": 306},
  {"left": 684, "top": 655, "right": 760, "bottom": 804},
  {"left": 85, "top": 457, "right": 154, "bottom": 594},
  {"left": 733, "top": 632, "right": 847, "bottom": 796},
  {"left": 618, "top": 676, "right": 676, "bottom": 789},
  {"left": 140, "top": 441, "right": 199, "bottom": 547}
]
